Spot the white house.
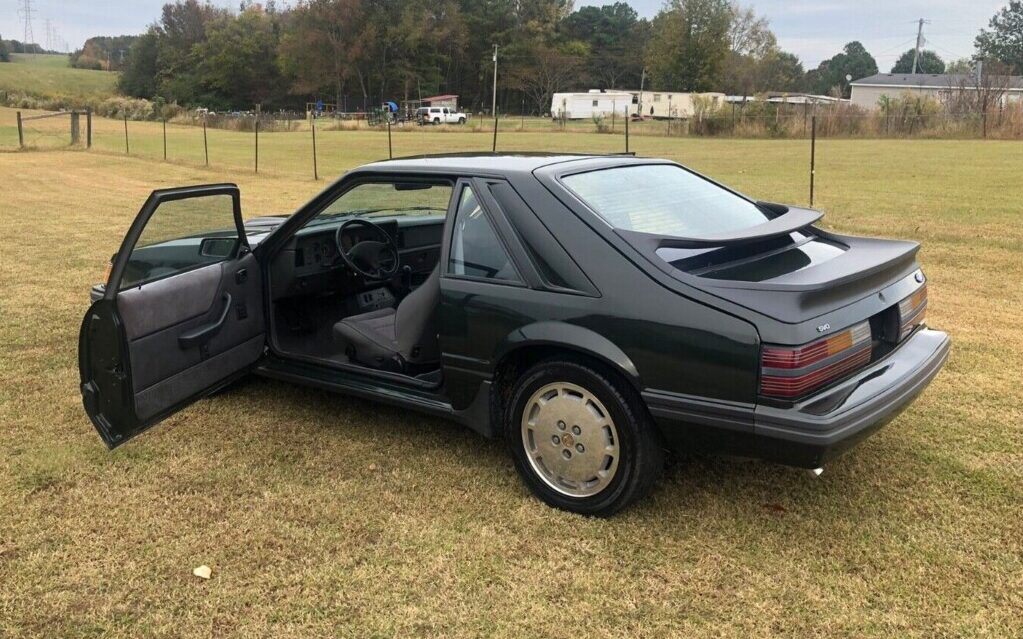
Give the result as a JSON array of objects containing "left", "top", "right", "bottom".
[{"left": 551, "top": 90, "right": 633, "bottom": 120}]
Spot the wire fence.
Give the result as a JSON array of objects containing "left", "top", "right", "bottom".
[{"left": 2, "top": 105, "right": 1020, "bottom": 211}]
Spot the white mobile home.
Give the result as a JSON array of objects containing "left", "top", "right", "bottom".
[
  {"left": 551, "top": 91, "right": 633, "bottom": 120},
  {"left": 631, "top": 91, "right": 726, "bottom": 119},
  {"left": 850, "top": 73, "right": 1023, "bottom": 109}
]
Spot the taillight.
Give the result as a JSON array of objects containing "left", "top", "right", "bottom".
[
  {"left": 898, "top": 285, "right": 927, "bottom": 340},
  {"left": 761, "top": 321, "right": 872, "bottom": 399}
]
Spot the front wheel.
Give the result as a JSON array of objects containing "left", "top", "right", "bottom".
[
  {"left": 457, "top": 117, "right": 466, "bottom": 124},
  {"left": 506, "top": 359, "right": 664, "bottom": 516}
]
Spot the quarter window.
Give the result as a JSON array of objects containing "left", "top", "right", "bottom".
[{"left": 448, "top": 186, "right": 520, "bottom": 282}]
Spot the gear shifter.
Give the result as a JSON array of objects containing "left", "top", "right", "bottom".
[{"left": 401, "top": 265, "right": 413, "bottom": 292}]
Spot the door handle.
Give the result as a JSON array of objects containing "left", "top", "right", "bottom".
[{"left": 178, "top": 292, "right": 232, "bottom": 349}]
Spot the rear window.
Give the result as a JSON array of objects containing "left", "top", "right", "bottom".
[{"left": 562, "top": 164, "right": 771, "bottom": 238}]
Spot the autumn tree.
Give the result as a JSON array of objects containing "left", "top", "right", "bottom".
[
  {"left": 976, "top": 1, "right": 1023, "bottom": 73},
  {"left": 645, "top": 0, "right": 732, "bottom": 92}
]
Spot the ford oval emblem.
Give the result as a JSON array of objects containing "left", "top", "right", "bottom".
[{"left": 817, "top": 323, "right": 831, "bottom": 333}]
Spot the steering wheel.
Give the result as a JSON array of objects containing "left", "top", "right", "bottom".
[{"left": 335, "top": 218, "right": 400, "bottom": 281}]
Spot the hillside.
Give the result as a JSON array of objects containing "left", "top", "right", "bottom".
[{"left": 0, "top": 53, "right": 119, "bottom": 99}]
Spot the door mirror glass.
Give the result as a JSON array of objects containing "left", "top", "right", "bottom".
[
  {"left": 121, "top": 194, "right": 239, "bottom": 289},
  {"left": 199, "top": 236, "right": 240, "bottom": 258}
]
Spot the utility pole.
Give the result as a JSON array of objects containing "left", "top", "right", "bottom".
[
  {"left": 19, "top": 0, "right": 36, "bottom": 44},
  {"left": 911, "top": 18, "right": 928, "bottom": 74},
  {"left": 638, "top": 68, "right": 646, "bottom": 116},
  {"left": 491, "top": 45, "right": 498, "bottom": 119}
]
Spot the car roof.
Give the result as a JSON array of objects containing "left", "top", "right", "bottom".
[{"left": 361, "top": 152, "right": 653, "bottom": 177}]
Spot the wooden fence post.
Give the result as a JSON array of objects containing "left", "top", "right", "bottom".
[
  {"left": 86, "top": 108, "right": 92, "bottom": 148},
  {"left": 492, "top": 111, "right": 498, "bottom": 153},
  {"left": 70, "top": 112, "right": 80, "bottom": 145},
  {"left": 162, "top": 119, "right": 167, "bottom": 160},
  {"left": 254, "top": 119, "right": 259, "bottom": 173},
  {"left": 387, "top": 118, "right": 392, "bottom": 159},
  {"left": 311, "top": 117, "right": 318, "bottom": 180},
  {"left": 625, "top": 110, "right": 629, "bottom": 153},
  {"left": 123, "top": 115, "right": 129, "bottom": 155},
  {"left": 16, "top": 111, "right": 23, "bottom": 148},
  {"left": 203, "top": 116, "right": 209, "bottom": 166},
  {"left": 810, "top": 115, "right": 816, "bottom": 207}
]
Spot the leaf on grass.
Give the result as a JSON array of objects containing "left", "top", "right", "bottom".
[{"left": 193, "top": 565, "right": 212, "bottom": 580}]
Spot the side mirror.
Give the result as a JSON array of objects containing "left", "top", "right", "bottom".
[{"left": 199, "top": 236, "right": 240, "bottom": 259}]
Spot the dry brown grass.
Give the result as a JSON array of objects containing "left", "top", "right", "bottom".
[{"left": 1, "top": 137, "right": 1021, "bottom": 637}]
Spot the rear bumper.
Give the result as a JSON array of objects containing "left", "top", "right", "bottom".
[
  {"left": 644, "top": 328, "right": 950, "bottom": 468},
  {"left": 754, "top": 327, "right": 950, "bottom": 467}
]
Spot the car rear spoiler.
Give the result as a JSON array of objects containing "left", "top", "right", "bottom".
[{"left": 614, "top": 204, "right": 823, "bottom": 250}]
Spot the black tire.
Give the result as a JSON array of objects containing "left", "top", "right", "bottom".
[
  {"left": 505, "top": 358, "right": 664, "bottom": 516},
  {"left": 433, "top": 117, "right": 441, "bottom": 125},
  {"left": 458, "top": 117, "right": 466, "bottom": 124}
]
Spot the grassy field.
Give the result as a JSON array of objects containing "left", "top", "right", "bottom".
[
  {"left": 0, "top": 53, "right": 119, "bottom": 100},
  {"left": 1, "top": 135, "right": 1021, "bottom": 636}
]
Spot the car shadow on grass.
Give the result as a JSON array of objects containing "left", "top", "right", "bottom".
[{"left": 216, "top": 376, "right": 912, "bottom": 533}]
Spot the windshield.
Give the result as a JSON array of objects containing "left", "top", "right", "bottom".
[
  {"left": 562, "top": 164, "right": 771, "bottom": 238},
  {"left": 306, "top": 182, "right": 452, "bottom": 227}
]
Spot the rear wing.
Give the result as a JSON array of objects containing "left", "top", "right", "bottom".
[{"left": 615, "top": 205, "right": 822, "bottom": 250}]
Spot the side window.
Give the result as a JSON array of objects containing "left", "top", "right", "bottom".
[
  {"left": 447, "top": 186, "right": 520, "bottom": 282},
  {"left": 121, "top": 194, "right": 239, "bottom": 289}
]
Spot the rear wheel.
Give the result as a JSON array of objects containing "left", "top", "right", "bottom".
[
  {"left": 433, "top": 117, "right": 441, "bottom": 124},
  {"left": 458, "top": 117, "right": 466, "bottom": 124},
  {"left": 506, "top": 359, "right": 664, "bottom": 516}
]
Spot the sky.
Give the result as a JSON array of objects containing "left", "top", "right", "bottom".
[{"left": 0, "top": 0, "right": 1006, "bottom": 71}]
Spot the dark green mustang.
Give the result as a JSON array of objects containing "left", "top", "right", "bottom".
[{"left": 79, "top": 154, "right": 949, "bottom": 515}]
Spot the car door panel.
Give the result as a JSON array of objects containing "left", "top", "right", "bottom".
[
  {"left": 118, "top": 262, "right": 221, "bottom": 341},
  {"left": 124, "top": 252, "right": 265, "bottom": 397}
]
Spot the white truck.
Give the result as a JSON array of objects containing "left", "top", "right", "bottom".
[{"left": 417, "top": 106, "right": 468, "bottom": 125}]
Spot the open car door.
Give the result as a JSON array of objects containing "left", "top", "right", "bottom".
[{"left": 79, "top": 184, "right": 266, "bottom": 448}]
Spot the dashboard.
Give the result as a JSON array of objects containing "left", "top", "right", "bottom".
[{"left": 271, "top": 215, "right": 445, "bottom": 300}]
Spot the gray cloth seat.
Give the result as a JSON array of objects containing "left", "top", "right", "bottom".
[{"left": 333, "top": 266, "right": 441, "bottom": 372}]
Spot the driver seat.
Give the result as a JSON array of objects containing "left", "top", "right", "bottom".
[{"left": 333, "top": 265, "right": 441, "bottom": 373}]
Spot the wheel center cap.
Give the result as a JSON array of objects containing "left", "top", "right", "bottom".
[{"left": 561, "top": 433, "right": 574, "bottom": 447}]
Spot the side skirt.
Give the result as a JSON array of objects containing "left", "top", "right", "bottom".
[{"left": 253, "top": 357, "right": 496, "bottom": 438}]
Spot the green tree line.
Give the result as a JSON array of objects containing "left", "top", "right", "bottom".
[
  {"left": 105, "top": 0, "right": 1021, "bottom": 112},
  {"left": 115, "top": 0, "right": 815, "bottom": 112}
]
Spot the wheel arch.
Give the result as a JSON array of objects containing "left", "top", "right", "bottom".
[{"left": 488, "top": 321, "right": 643, "bottom": 435}]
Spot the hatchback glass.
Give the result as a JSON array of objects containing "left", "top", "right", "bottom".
[{"left": 562, "top": 164, "right": 771, "bottom": 238}]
